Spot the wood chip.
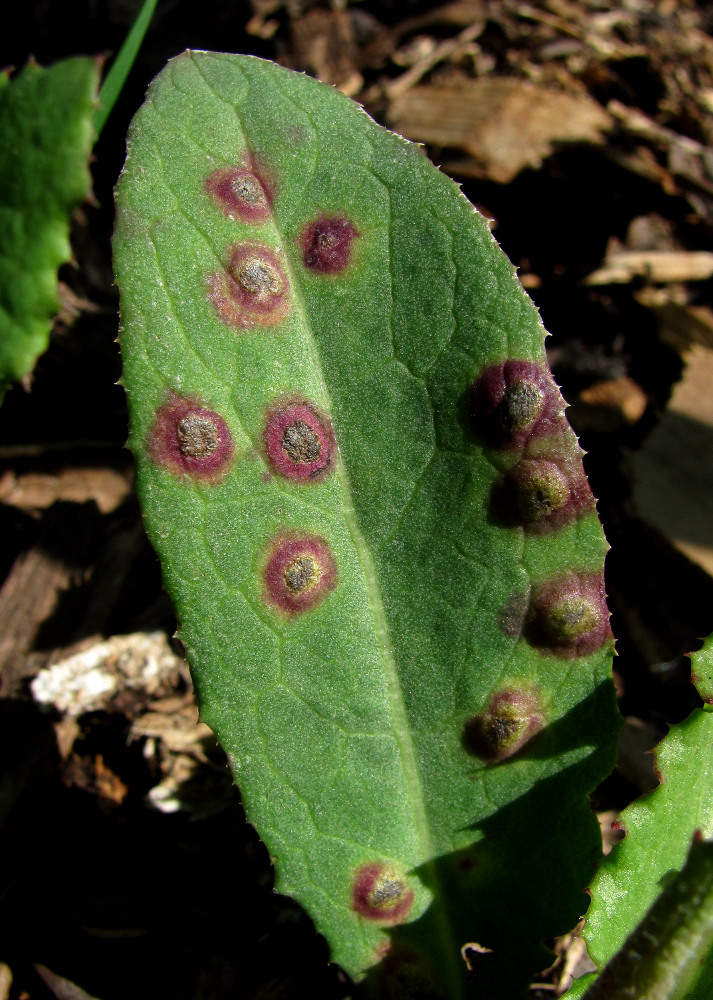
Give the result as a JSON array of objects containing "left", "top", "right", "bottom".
[
  {"left": 387, "top": 78, "right": 610, "bottom": 183},
  {"left": 0, "top": 466, "right": 131, "bottom": 514},
  {"left": 629, "top": 343, "right": 713, "bottom": 577},
  {"left": 584, "top": 250, "right": 713, "bottom": 285}
]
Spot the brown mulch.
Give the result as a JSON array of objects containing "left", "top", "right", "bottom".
[{"left": 3, "top": 2, "right": 713, "bottom": 998}]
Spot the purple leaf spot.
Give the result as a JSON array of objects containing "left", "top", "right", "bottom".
[
  {"left": 527, "top": 572, "right": 612, "bottom": 657},
  {"left": 205, "top": 166, "right": 272, "bottom": 223},
  {"left": 300, "top": 216, "right": 358, "bottom": 273},
  {"left": 470, "top": 360, "right": 565, "bottom": 450},
  {"left": 498, "top": 452, "right": 595, "bottom": 533},
  {"left": 208, "top": 243, "right": 290, "bottom": 329},
  {"left": 352, "top": 863, "right": 414, "bottom": 924},
  {"left": 464, "top": 688, "right": 545, "bottom": 763},
  {"left": 263, "top": 534, "right": 337, "bottom": 616},
  {"left": 263, "top": 400, "right": 336, "bottom": 482},
  {"left": 148, "top": 397, "right": 234, "bottom": 482}
]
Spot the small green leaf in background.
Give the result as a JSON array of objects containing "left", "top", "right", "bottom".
[
  {"left": 570, "top": 633, "right": 713, "bottom": 999},
  {"left": 581, "top": 837, "right": 713, "bottom": 1000},
  {"left": 0, "top": 57, "right": 99, "bottom": 402},
  {"left": 114, "top": 52, "right": 618, "bottom": 998}
]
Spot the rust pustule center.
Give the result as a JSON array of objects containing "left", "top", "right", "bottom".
[
  {"left": 547, "top": 598, "right": 599, "bottom": 641},
  {"left": 489, "top": 716, "right": 523, "bottom": 744},
  {"left": 230, "top": 174, "right": 265, "bottom": 206},
  {"left": 235, "top": 256, "right": 282, "bottom": 296},
  {"left": 284, "top": 557, "right": 316, "bottom": 593},
  {"left": 281, "top": 421, "right": 322, "bottom": 463},
  {"left": 368, "top": 875, "right": 408, "bottom": 909},
  {"left": 517, "top": 472, "right": 569, "bottom": 520},
  {"left": 499, "top": 381, "right": 544, "bottom": 431},
  {"left": 177, "top": 415, "right": 219, "bottom": 458}
]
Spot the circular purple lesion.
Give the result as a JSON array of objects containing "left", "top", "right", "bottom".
[
  {"left": 147, "top": 396, "right": 234, "bottom": 482},
  {"left": 352, "top": 862, "right": 414, "bottom": 924},
  {"left": 463, "top": 688, "right": 544, "bottom": 763},
  {"left": 498, "top": 454, "right": 595, "bottom": 533},
  {"left": 204, "top": 166, "right": 272, "bottom": 223},
  {"left": 469, "top": 360, "right": 565, "bottom": 450},
  {"left": 263, "top": 400, "right": 336, "bottom": 482},
  {"left": 208, "top": 242, "right": 290, "bottom": 329},
  {"left": 263, "top": 534, "right": 337, "bottom": 616},
  {"left": 527, "top": 572, "right": 612, "bottom": 657},
  {"left": 300, "top": 216, "right": 358, "bottom": 273}
]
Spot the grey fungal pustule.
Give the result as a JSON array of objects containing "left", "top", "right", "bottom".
[
  {"left": 463, "top": 688, "right": 544, "bottom": 763},
  {"left": 148, "top": 397, "right": 234, "bottom": 482},
  {"left": 282, "top": 421, "right": 322, "bottom": 463},
  {"left": 284, "top": 556, "right": 316, "bottom": 593},
  {"left": 204, "top": 165, "right": 272, "bottom": 223},
  {"left": 208, "top": 243, "right": 290, "bottom": 329},
  {"left": 263, "top": 535, "right": 337, "bottom": 616},
  {"left": 470, "top": 360, "right": 565, "bottom": 450},
  {"left": 177, "top": 413, "right": 220, "bottom": 458},
  {"left": 527, "top": 572, "right": 611, "bottom": 657},
  {"left": 352, "top": 863, "right": 414, "bottom": 924}
]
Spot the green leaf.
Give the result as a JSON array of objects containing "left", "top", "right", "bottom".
[
  {"left": 574, "top": 635, "right": 713, "bottom": 998},
  {"left": 692, "top": 632, "right": 713, "bottom": 706},
  {"left": 114, "top": 52, "right": 617, "bottom": 998},
  {"left": 580, "top": 837, "right": 713, "bottom": 1000},
  {"left": 0, "top": 57, "right": 99, "bottom": 402}
]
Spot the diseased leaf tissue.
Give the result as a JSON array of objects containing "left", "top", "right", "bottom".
[{"left": 114, "top": 51, "right": 616, "bottom": 998}]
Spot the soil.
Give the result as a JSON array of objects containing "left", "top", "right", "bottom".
[{"left": 3, "top": 2, "right": 713, "bottom": 998}]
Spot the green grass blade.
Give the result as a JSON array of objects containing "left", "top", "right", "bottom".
[
  {"left": 0, "top": 58, "right": 99, "bottom": 402},
  {"left": 94, "top": 0, "right": 159, "bottom": 137},
  {"left": 113, "top": 51, "right": 618, "bottom": 998}
]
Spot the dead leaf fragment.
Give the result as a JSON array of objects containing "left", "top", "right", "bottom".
[
  {"left": 387, "top": 78, "right": 610, "bottom": 183},
  {"left": 30, "top": 632, "right": 185, "bottom": 717},
  {"left": 585, "top": 250, "right": 713, "bottom": 285},
  {"left": 0, "top": 466, "right": 131, "bottom": 514},
  {"left": 34, "top": 964, "right": 102, "bottom": 1000},
  {"left": 569, "top": 376, "right": 648, "bottom": 434},
  {"left": 290, "top": 7, "right": 362, "bottom": 95},
  {"left": 0, "top": 964, "right": 12, "bottom": 1000}
]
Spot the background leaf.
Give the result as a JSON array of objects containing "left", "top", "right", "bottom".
[
  {"left": 0, "top": 57, "right": 99, "bottom": 402},
  {"left": 114, "top": 51, "right": 617, "bottom": 998},
  {"left": 573, "top": 634, "right": 713, "bottom": 997},
  {"left": 579, "top": 838, "right": 713, "bottom": 1000}
]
